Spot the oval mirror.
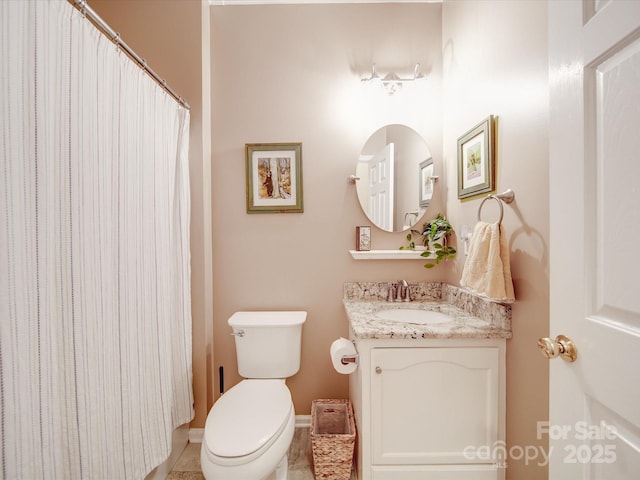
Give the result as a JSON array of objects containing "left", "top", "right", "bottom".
[{"left": 355, "top": 124, "right": 435, "bottom": 232}]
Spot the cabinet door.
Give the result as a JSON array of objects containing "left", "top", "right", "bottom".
[{"left": 371, "top": 347, "right": 500, "bottom": 466}]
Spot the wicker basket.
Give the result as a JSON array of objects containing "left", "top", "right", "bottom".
[{"left": 310, "top": 399, "right": 356, "bottom": 480}]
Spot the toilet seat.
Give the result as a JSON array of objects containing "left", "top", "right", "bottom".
[{"left": 203, "top": 379, "right": 292, "bottom": 466}]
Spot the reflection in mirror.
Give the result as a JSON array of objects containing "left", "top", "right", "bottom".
[{"left": 355, "top": 124, "right": 434, "bottom": 232}]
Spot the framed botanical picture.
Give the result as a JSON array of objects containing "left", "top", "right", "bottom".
[
  {"left": 245, "top": 142, "right": 303, "bottom": 213},
  {"left": 419, "top": 158, "right": 434, "bottom": 208},
  {"left": 457, "top": 115, "right": 495, "bottom": 199}
]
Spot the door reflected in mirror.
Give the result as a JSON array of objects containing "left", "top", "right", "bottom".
[{"left": 355, "top": 124, "right": 434, "bottom": 232}]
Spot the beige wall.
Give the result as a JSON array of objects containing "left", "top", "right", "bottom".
[
  {"left": 86, "top": 3, "right": 550, "bottom": 478},
  {"left": 442, "top": 1, "right": 549, "bottom": 478},
  {"left": 210, "top": 3, "right": 444, "bottom": 416}
]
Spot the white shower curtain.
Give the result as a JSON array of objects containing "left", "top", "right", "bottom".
[{"left": 0, "top": 1, "right": 194, "bottom": 478}]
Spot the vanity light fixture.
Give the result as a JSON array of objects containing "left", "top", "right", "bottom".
[{"left": 361, "top": 63, "right": 424, "bottom": 95}]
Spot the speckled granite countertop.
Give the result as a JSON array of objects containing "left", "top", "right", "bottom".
[{"left": 344, "top": 282, "right": 512, "bottom": 340}]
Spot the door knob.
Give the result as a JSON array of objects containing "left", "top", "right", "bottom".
[{"left": 537, "top": 335, "right": 578, "bottom": 362}]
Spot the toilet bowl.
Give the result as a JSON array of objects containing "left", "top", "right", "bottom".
[
  {"left": 200, "top": 311, "right": 306, "bottom": 480},
  {"left": 201, "top": 379, "right": 295, "bottom": 480}
]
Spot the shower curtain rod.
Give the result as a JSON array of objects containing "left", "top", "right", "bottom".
[{"left": 71, "top": 0, "right": 191, "bottom": 110}]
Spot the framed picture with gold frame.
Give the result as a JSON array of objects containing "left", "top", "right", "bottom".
[
  {"left": 245, "top": 142, "right": 303, "bottom": 213},
  {"left": 457, "top": 115, "right": 495, "bottom": 199}
]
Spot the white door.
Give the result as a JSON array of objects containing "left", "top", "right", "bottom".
[
  {"left": 548, "top": 1, "right": 640, "bottom": 478},
  {"left": 368, "top": 142, "right": 394, "bottom": 231}
]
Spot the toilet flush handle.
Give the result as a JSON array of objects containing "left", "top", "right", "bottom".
[{"left": 230, "top": 330, "right": 245, "bottom": 337}]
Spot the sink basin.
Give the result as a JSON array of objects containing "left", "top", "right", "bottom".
[{"left": 375, "top": 308, "right": 454, "bottom": 325}]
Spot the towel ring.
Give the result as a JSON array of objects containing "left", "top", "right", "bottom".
[
  {"left": 477, "top": 189, "right": 515, "bottom": 223},
  {"left": 477, "top": 196, "right": 504, "bottom": 223}
]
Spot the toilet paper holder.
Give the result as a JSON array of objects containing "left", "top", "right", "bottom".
[{"left": 341, "top": 354, "right": 359, "bottom": 365}]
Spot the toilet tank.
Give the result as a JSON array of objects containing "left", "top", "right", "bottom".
[{"left": 229, "top": 311, "right": 307, "bottom": 378}]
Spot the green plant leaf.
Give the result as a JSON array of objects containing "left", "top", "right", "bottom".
[{"left": 399, "top": 213, "right": 456, "bottom": 267}]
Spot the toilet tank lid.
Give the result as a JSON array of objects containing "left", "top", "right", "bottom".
[{"left": 228, "top": 311, "right": 307, "bottom": 327}]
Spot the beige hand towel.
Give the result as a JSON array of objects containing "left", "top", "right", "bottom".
[{"left": 460, "top": 221, "right": 515, "bottom": 303}]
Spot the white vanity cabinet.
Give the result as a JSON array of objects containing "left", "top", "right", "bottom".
[{"left": 350, "top": 338, "right": 506, "bottom": 480}]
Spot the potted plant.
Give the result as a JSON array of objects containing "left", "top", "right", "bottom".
[{"left": 400, "top": 214, "right": 457, "bottom": 268}]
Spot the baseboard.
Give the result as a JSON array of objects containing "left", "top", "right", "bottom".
[
  {"left": 295, "top": 414, "right": 311, "bottom": 428},
  {"left": 189, "top": 428, "right": 204, "bottom": 443},
  {"left": 189, "top": 415, "right": 311, "bottom": 444}
]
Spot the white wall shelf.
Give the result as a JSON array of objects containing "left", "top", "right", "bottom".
[{"left": 349, "top": 249, "right": 434, "bottom": 260}]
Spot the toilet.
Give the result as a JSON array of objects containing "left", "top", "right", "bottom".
[{"left": 201, "top": 311, "right": 307, "bottom": 480}]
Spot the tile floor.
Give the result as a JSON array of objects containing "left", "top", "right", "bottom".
[{"left": 167, "top": 427, "right": 326, "bottom": 480}]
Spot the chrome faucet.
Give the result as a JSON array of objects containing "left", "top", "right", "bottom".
[
  {"left": 386, "top": 284, "right": 396, "bottom": 302},
  {"left": 386, "top": 280, "right": 412, "bottom": 302},
  {"left": 393, "top": 280, "right": 411, "bottom": 302}
]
